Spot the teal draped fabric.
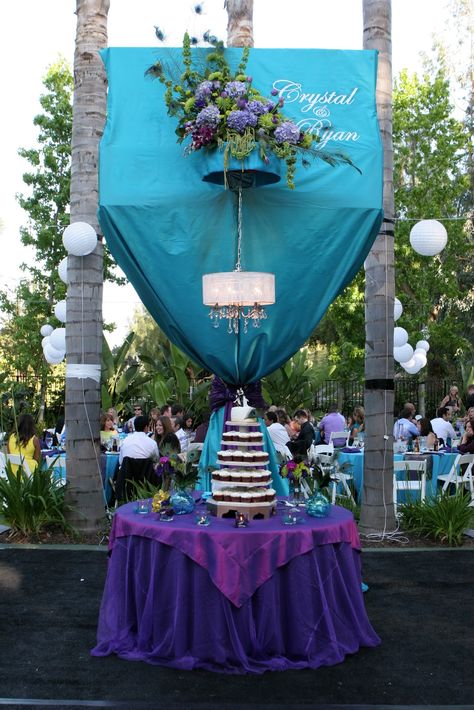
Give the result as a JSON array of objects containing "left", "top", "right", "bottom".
[
  {"left": 99, "top": 47, "right": 382, "bottom": 385},
  {"left": 197, "top": 409, "right": 289, "bottom": 497}
]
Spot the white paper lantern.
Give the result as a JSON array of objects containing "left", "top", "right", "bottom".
[
  {"left": 58, "top": 256, "right": 69, "bottom": 284},
  {"left": 40, "top": 324, "right": 53, "bottom": 337},
  {"left": 44, "top": 343, "right": 65, "bottom": 364},
  {"left": 403, "top": 359, "right": 422, "bottom": 374},
  {"left": 54, "top": 300, "right": 67, "bottom": 323},
  {"left": 409, "top": 219, "right": 447, "bottom": 256},
  {"left": 50, "top": 327, "right": 66, "bottom": 351},
  {"left": 394, "top": 343, "right": 413, "bottom": 364},
  {"left": 41, "top": 336, "right": 51, "bottom": 349},
  {"left": 62, "top": 222, "right": 97, "bottom": 256},
  {"left": 394, "top": 327, "right": 409, "bottom": 348},
  {"left": 416, "top": 340, "right": 430, "bottom": 352},
  {"left": 413, "top": 352, "right": 427, "bottom": 368},
  {"left": 394, "top": 297, "right": 403, "bottom": 322},
  {"left": 402, "top": 357, "right": 416, "bottom": 370}
]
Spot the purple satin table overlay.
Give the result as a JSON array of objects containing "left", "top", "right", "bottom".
[{"left": 92, "top": 503, "right": 380, "bottom": 673}]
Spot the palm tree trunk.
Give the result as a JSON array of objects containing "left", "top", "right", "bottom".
[
  {"left": 359, "top": 0, "right": 396, "bottom": 533},
  {"left": 64, "top": 0, "right": 109, "bottom": 533},
  {"left": 225, "top": 0, "right": 254, "bottom": 47}
]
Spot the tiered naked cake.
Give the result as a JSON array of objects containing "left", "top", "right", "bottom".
[{"left": 207, "top": 406, "right": 276, "bottom": 519}]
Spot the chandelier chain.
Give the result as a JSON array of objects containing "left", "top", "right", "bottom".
[{"left": 236, "top": 187, "right": 242, "bottom": 272}]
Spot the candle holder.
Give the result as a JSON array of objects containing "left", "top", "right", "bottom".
[
  {"left": 136, "top": 499, "right": 151, "bottom": 515},
  {"left": 195, "top": 511, "right": 211, "bottom": 527},
  {"left": 234, "top": 511, "right": 249, "bottom": 528}
]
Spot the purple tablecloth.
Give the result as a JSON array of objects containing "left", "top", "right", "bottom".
[{"left": 92, "top": 502, "right": 380, "bottom": 673}]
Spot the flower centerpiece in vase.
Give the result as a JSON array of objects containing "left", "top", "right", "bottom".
[
  {"left": 146, "top": 33, "right": 358, "bottom": 189},
  {"left": 279, "top": 454, "right": 331, "bottom": 511},
  {"left": 153, "top": 446, "right": 201, "bottom": 515}
]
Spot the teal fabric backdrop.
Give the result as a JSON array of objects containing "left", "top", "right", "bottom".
[{"left": 99, "top": 47, "right": 383, "bottom": 385}]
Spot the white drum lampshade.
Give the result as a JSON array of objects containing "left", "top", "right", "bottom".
[
  {"left": 416, "top": 340, "right": 430, "bottom": 352},
  {"left": 394, "top": 327, "right": 409, "bottom": 348},
  {"left": 50, "top": 327, "right": 66, "bottom": 351},
  {"left": 394, "top": 343, "right": 413, "bottom": 364},
  {"left": 203, "top": 271, "right": 275, "bottom": 307},
  {"left": 394, "top": 297, "right": 403, "bottom": 322},
  {"left": 40, "top": 324, "right": 53, "bottom": 337},
  {"left": 409, "top": 219, "right": 447, "bottom": 256},
  {"left": 62, "top": 222, "right": 97, "bottom": 256},
  {"left": 58, "top": 256, "right": 69, "bottom": 284},
  {"left": 54, "top": 300, "right": 67, "bottom": 323}
]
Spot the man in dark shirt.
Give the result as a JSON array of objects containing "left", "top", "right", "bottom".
[{"left": 287, "top": 409, "right": 315, "bottom": 457}]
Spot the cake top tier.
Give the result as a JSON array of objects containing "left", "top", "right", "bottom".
[{"left": 231, "top": 406, "right": 256, "bottom": 421}]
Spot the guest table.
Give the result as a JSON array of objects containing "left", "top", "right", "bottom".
[
  {"left": 337, "top": 448, "right": 459, "bottom": 501},
  {"left": 41, "top": 449, "right": 118, "bottom": 502},
  {"left": 91, "top": 501, "right": 380, "bottom": 674}
]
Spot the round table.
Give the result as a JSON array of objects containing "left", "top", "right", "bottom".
[{"left": 92, "top": 500, "right": 380, "bottom": 674}]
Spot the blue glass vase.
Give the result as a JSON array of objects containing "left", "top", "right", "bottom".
[
  {"left": 306, "top": 491, "right": 331, "bottom": 518},
  {"left": 170, "top": 487, "right": 195, "bottom": 515}
]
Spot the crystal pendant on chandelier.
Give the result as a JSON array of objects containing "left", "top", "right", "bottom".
[{"left": 202, "top": 187, "right": 275, "bottom": 334}]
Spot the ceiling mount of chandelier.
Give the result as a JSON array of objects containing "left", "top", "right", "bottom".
[{"left": 202, "top": 187, "right": 275, "bottom": 335}]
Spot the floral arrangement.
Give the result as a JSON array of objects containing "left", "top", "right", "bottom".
[
  {"left": 146, "top": 33, "right": 356, "bottom": 189},
  {"left": 279, "top": 456, "right": 331, "bottom": 496},
  {"left": 153, "top": 446, "right": 201, "bottom": 492}
]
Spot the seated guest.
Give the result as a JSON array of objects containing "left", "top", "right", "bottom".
[
  {"left": 416, "top": 417, "right": 437, "bottom": 449},
  {"left": 318, "top": 403, "right": 346, "bottom": 444},
  {"left": 7, "top": 414, "right": 41, "bottom": 474},
  {"left": 193, "top": 411, "right": 210, "bottom": 444},
  {"left": 124, "top": 404, "right": 143, "bottom": 433},
  {"left": 148, "top": 407, "right": 160, "bottom": 437},
  {"left": 287, "top": 409, "right": 315, "bottom": 457},
  {"left": 155, "top": 416, "right": 180, "bottom": 453},
  {"left": 118, "top": 415, "right": 159, "bottom": 465},
  {"left": 171, "top": 403, "right": 185, "bottom": 418},
  {"left": 160, "top": 404, "right": 172, "bottom": 418},
  {"left": 349, "top": 406, "right": 365, "bottom": 443},
  {"left": 275, "top": 409, "right": 295, "bottom": 441},
  {"left": 107, "top": 407, "right": 120, "bottom": 428},
  {"left": 172, "top": 416, "right": 189, "bottom": 452},
  {"left": 465, "top": 384, "right": 474, "bottom": 410},
  {"left": 100, "top": 413, "right": 118, "bottom": 448},
  {"left": 458, "top": 418, "right": 474, "bottom": 454},
  {"left": 430, "top": 407, "right": 456, "bottom": 446},
  {"left": 393, "top": 406, "right": 419, "bottom": 441},
  {"left": 264, "top": 410, "right": 291, "bottom": 456}
]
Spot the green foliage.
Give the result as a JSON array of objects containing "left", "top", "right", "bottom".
[
  {"left": 120, "top": 478, "right": 161, "bottom": 504},
  {"left": 335, "top": 495, "right": 361, "bottom": 521},
  {"left": 262, "top": 348, "right": 333, "bottom": 412},
  {"left": 309, "top": 59, "right": 473, "bottom": 382},
  {"left": 400, "top": 492, "right": 474, "bottom": 546},
  {"left": 0, "top": 462, "right": 72, "bottom": 537},
  {"left": 101, "top": 333, "right": 152, "bottom": 414}
]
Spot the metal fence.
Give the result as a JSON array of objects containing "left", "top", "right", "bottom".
[{"left": 313, "top": 379, "right": 451, "bottom": 418}]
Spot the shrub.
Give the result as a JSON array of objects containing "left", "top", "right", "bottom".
[
  {"left": 400, "top": 491, "right": 474, "bottom": 546},
  {"left": 0, "top": 462, "right": 72, "bottom": 537}
]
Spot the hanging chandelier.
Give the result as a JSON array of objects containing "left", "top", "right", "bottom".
[{"left": 202, "top": 187, "right": 275, "bottom": 334}]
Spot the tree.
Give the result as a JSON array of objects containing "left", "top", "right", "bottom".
[
  {"left": 64, "top": 0, "right": 110, "bottom": 534},
  {"left": 225, "top": 0, "right": 254, "bottom": 47},
  {"left": 393, "top": 66, "right": 472, "bottom": 378},
  {"left": 360, "top": 0, "right": 396, "bottom": 534}
]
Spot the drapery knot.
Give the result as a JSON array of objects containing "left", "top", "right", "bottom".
[{"left": 209, "top": 376, "right": 267, "bottom": 412}]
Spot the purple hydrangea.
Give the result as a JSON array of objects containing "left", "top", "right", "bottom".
[
  {"left": 247, "top": 99, "right": 271, "bottom": 115},
  {"left": 195, "top": 104, "right": 221, "bottom": 127},
  {"left": 274, "top": 121, "right": 301, "bottom": 144},
  {"left": 224, "top": 80, "right": 247, "bottom": 98},
  {"left": 226, "top": 109, "right": 258, "bottom": 133},
  {"left": 194, "top": 80, "right": 213, "bottom": 102}
]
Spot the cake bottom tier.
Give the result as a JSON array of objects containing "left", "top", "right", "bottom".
[{"left": 207, "top": 499, "right": 276, "bottom": 519}]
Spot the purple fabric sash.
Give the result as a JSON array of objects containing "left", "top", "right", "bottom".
[{"left": 209, "top": 376, "right": 267, "bottom": 413}]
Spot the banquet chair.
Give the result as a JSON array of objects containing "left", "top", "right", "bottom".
[
  {"left": 393, "top": 459, "right": 427, "bottom": 516},
  {"left": 437, "top": 453, "right": 474, "bottom": 501},
  {"left": 6, "top": 453, "right": 33, "bottom": 477},
  {"left": 307, "top": 443, "right": 334, "bottom": 465},
  {"left": 329, "top": 430, "right": 350, "bottom": 447},
  {"left": 308, "top": 444, "right": 354, "bottom": 504},
  {"left": 115, "top": 457, "right": 156, "bottom": 501}
]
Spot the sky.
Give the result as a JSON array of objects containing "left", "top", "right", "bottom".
[{"left": 0, "top": 0, "right": 453, "bottom": 347}]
